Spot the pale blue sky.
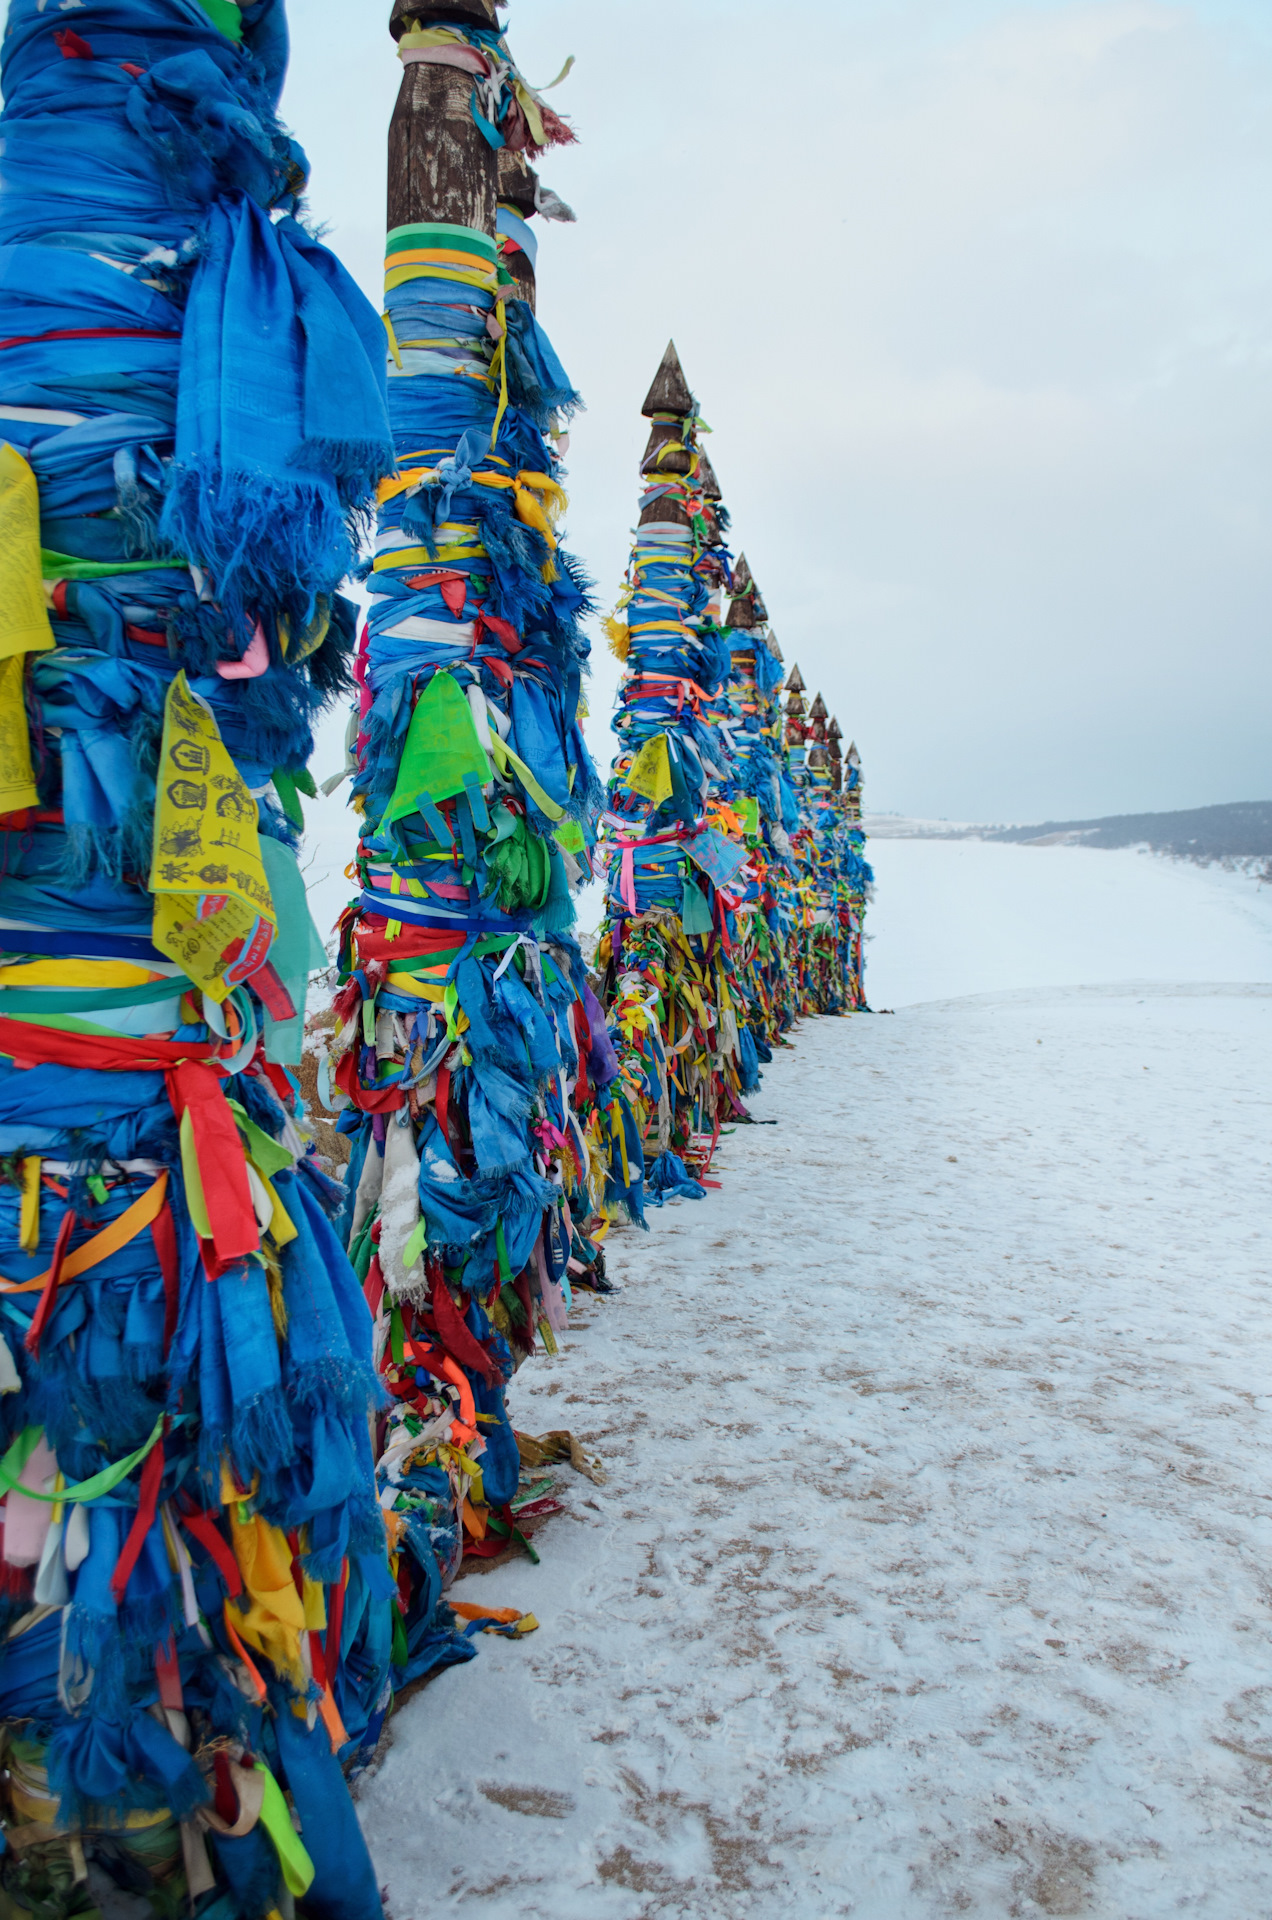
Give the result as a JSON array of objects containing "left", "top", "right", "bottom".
[{"left": 281, "top": 0, "right": 1272, "bottom": 823}]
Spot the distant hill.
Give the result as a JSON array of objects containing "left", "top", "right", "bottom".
[{"left": 983, "top": 801, "right": 1272, "bottom": 861}]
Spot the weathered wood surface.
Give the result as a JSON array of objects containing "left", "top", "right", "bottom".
[
  {"left": 727, "top": 552, "right": 763, "bottom": 630},
  {"left": 497, "top": 147, "right": 537, "bottom": 216},
  {"left": 642, "top": 340, "right": 694, "bottom": 418},
  {"left": 388, "top": 61, "right": 497, "bottom": 235},
  {"left": 497, "top": 148, "right": 537, "bottom": 309},
  {"left": 637, "top": 342, "right": 696, "bottom": 524},
  {"left": 390, "top": 0, "right": 499, "bottom": 38}
]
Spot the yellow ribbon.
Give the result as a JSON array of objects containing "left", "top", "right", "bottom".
[
  {"left": 18, "top": 1156, "right": 39, "bottom": 1254},
  {"left": 487, "top": 732, "right": 565, "bottom": 822},
  {"left": 223, "top": 1471, "right": 324, "bottom": 1695},
  {"left": 0, "top": 444, "right": 55, "bottom": 813},
  {"left": 0, "top": 959, "right": 165, "bottom": 989},
  {"left": 372, "top": 544, "right": 485, "bottom": 573}
]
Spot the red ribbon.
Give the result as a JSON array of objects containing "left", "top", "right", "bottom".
[
  {"left": 0, "top": 1021, "right": 260, "bottom": 1279},
  {"left": 334, "top": 1046, "right": 403, "bottom": 1115},
  {"left": 155, "top": 1636, "right": 184, "bottom": 1710},
  {"left": 110, "top": 1423, "right": 166, "bottom": 1605},
  {"left": 179, "top": 1505, "right": 243, "bottom": 1598},
  {"left": 434, "top": 1065, "right": 452, "bottom": 1150},
  {"left": 428, "top": 1267, "right": 499, "bottom": 1385},
  {"left": 325, "top": 1558, "right": 348, "bottom": 1680},
  {"left": 0, "top": 327, "right": 179, "bottom": 351},
  {"left": 165, "top": 1061, "right": 259, "bottom": 1276},
  {"left": 151, "top": 1202, "right": 179, "bottom": 1359},
  {"left": 24, "top": 1206, "right": 75, "bottom": 1360}
]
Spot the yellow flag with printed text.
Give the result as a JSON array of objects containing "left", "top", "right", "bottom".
[
  {"left": 149, "top": 673, "right": 276, "bottom": 1001},
  {"left": 625, "top": 732, "right": 672, "bottom": 806}
]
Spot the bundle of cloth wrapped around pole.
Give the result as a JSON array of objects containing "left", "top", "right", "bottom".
[
  {"left": 0, "top": 0, "right": 417, "bottom": 1913},
  {"left": 595, "top": 346, "right": 874, "bottom": 1188},
  {"left": 319, "top": 0, "right": 625, "bottom": 1762},
  {"left": 0, "top": 1, "right": 875, "bottom": 1908}
]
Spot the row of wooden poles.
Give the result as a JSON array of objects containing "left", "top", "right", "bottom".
[{"left": 0, "top": 3, "right": 871, "bottom": 1917}]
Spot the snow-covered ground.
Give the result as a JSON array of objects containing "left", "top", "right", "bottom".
[{"left": 359, "top": 844, "right": 1272, "bottom": 1918}]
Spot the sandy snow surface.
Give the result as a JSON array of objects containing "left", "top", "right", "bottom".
[{"left": 357, "top": 844, "right": 1272, "bottom": 1917}]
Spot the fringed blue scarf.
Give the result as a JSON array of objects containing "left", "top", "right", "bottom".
[{"left": 161, "top": 196, "right": 391, "bottom": 621}]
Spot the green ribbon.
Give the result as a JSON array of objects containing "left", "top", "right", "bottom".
[
  {"left": 494, "top": 1219, "right": 512, "bottom": 1290},
  {"left": 41, "top": 551, "right": 187, "bottom": 582},
  {"left": 386, "top": 223, "right": 497, "bottom": 262},
  {"left": 227, "top": 1100, "right": 294, "bottom": 1180},
  {"left": 0, "top": 1012, "right": 143, "bottom": 1038},
  {"left": 0, "top": 978, "right": 189, "bottom": 1017},
  {"left": 0, "top": 1417, "right": 164, "bottom": 1505},
  {"left": 256, "top": 1765, "right": 315, "bottom": 1896},
  {"left": 378, "top": 933, "right": 518, "bottom": 975}
]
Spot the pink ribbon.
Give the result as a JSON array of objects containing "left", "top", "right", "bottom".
[
  {"left": 216, "top": 621, "right": 269, "bottom": 680},
  {"left": 400, "top": 46, "right": 490, "bottom": 75},
  {"left": 354, "top": 624, "right": 373, "bottom": 723},
  {"left": 533, "top": 1232, "right": 570, "bottom": 1333}
]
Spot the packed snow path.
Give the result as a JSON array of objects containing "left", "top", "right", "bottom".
[{"left": 361, "top": 984, "right": 1272, "bottom": 1918}]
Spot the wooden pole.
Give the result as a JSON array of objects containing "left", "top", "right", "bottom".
[
  {"left": 639, "top": 340, "right": 696, "bottom": 529},
  {"left": 387, "top": 2, "right": 498, "bottom": 236},
  {"left": 497, "top": 147, "right": 539, "bottom": 308},
  {"left": 390, "top": 0, "right": 498, "bottom": 36}
]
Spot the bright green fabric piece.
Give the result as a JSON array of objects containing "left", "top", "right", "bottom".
[
  {"left": 41, "top": 551, "right": 187, "bottom": 581},
  {"left": 386, "top": 223, "right": 497, "bottom": 261},
  {"left": 255, "top": 1764, "right": 315, "bottom": 1896},
  {"left": 196, "top": 0, "right": 244, "bottom": 40},
  {"left": 0, "top": 1012, "right": 135, "bottom": 1037},
  {"left": 0, "top": 1417, "right": 165, "bottom": 1504},
  {"left": 483, "top": 810, "right": 552, "bottom": 914},
  {"left": 383, "top": 672, "right": 490, "bottom": 828},
  {"left": 227, "top": 1099, "right": 293, "bottom": 1180},
  {"left": 272, "top": 770, "right": 304, "bottom": 830}
]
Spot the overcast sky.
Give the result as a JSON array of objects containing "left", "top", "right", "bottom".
[{"left": 282, "top": 0, "right": 1272, "bottom": 823}]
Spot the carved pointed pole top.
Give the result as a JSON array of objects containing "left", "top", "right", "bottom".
[
  {"left": 784, "top": 664, "right": 806, "bottom": 695},
  {"left": 642, "top": 340, "right": 695, "bottom": 420},
  {"left": 727, "top": 551, "right": 768, "bottom": 630},
  {"left": 828, "top": 717, "right": 843, "bottom": 745},
  {"left": 809, "top": 692, "right": 828, "bottom": 721},
  {"left": 767, "top": 629, "right": 784, "bottom": 665},
  {"left": 847, "top": 741, "right": 861, "bottom": 766},
  {"left": 638, "top": 344, "right": 697, "bottom": 524}
]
